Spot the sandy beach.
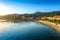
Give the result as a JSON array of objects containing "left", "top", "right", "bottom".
[{"left": 38, "top": 20, "right": 60, "bottom": 33}]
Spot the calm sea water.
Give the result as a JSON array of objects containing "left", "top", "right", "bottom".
[{"left": 0, "top": 21, "right": 59, "bottom": 40}]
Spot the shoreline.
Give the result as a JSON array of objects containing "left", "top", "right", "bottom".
[{"left": 38, "top": 20, "right": 60, "bottom": 33}]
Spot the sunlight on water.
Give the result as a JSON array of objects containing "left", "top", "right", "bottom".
[
  {"left": 0, "top": 22, "right": 58, "bottom": 40},
  {"left": 0, "top": 22, "right": 13, "bottom": 32}
]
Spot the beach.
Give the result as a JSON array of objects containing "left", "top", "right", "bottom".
[{"left": 38, "top": 20, "right": 60, "bottom": 33}]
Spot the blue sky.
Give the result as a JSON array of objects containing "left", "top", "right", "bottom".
[{"left": 0, "top": 0, "right": 60, "bottom": 14}]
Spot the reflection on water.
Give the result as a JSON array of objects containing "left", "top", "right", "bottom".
[
  {"left": 0, "top": 22, "right": 13, "bottom": 31},
  {"left": 0, "top": 21, "right": 60, "bottom": 40}
]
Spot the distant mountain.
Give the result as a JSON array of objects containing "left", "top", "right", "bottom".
[
  {"left": 33, "top": 11, "right": 60, "bottom": 17},
  {"left": 0, "top": 11, "right": 60, "bottom": 21}
]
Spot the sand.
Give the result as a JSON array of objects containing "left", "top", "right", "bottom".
[{"left": 38, "top": 20, "right": 60, "bottom": 33}]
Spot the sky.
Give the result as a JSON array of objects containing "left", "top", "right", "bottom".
[{"left": 0, "top": 0, "right": 60, "bottom": 15}]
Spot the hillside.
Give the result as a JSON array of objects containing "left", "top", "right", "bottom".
[{"left": 0, "top": 11, "right": 60, "bottom": 21}]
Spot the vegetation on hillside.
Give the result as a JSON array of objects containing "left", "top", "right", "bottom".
[{"left": 0, "top": 11, "right": 60, "bottom": 22}]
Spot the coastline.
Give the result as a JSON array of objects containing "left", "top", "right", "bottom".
[{"left": 38, "top": 20, "right": 60, "bottom": 33}]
